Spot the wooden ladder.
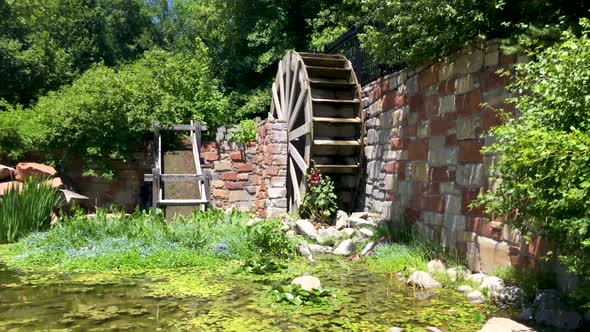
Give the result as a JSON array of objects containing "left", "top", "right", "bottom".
[{"left": 144, "top": 121, "right": 211, "bottom": 213}]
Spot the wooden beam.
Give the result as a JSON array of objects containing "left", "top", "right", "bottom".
[
  {"left": 158, "top": 199, "right": 209, "bottom": 206},
  {"left": 272, "top": 82, "right": 283, "bottom": 120},
  {"left": 288, "top": 88, "right": 307, "bottom": 129},
  {"left": 288, "top": 143, "right": 307, "bottom": 174},
  {"left": 289, "top": 160, "right": 301, "bottom": 206},
  {"left": 287, "top": 60, "right": 301, "bottom": 114},
  {"left": 289, "top": 122, "right": 311, "bottom": 141},
  {"left": 168, "top": 124, "right": 208, "bottom": 132},
  {"left": 151, "top": 168, "right": 160, "bottom": 214},
  {"left": 144, "top": 174, "right": 209, "bottom": 182}
]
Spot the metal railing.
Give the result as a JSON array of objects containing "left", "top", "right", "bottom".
[{"left": 324, "top": 27, "right": 402, "bottom": 86}]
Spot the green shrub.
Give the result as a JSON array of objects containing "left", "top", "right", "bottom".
[
  {"left": 0, "top": 177, "right": 63, "bottom": 243},
  {"left": 248, "top": 218, "right": 296, "bottom": 258},
  {"left": 300, "top": 163, "right": 338, "bottom": 223},
  {"left": 477, "top": 19, "right": 590, "bottom": 283},
  {"left": 231, "top": 119, "right": 257, "bottom": 144}
]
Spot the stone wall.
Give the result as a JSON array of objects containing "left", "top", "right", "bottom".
[
  {"left": 254, "top": 119, "right": 288, "bottom": 218},
  {"left": 360, "top": 40, "right": 546, "bottom": 273}
]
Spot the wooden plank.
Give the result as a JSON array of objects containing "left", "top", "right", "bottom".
[
  {"left": 158, "top": 199, "right": 209, "bottom": 206},
  {"left": 287, "top": 60, "right": 301, "bottom": 114},
  {"left": 312, "top": 98, "right": 360, "bottom": 104},
  {"left": 301, "top": 57, "right": 346, "bottom": 68},
  {"left": 313, "top": 139, "right": 361, "bottom": 146},
  {"left": 288, "top": 88, "right": 307, "bottom": 129},
  {"left": 288, "top": 143, "right": 307, "bottom": 175},
  {"left": 151, "top": 168, "right": 160, "bottom": 214},
  {"left": 278, "top": 60, "right": 286, "bottom": 116},
  {"left": 289, "top": 122, "right": 311, "bottom": 141},
  {"left": 145, "top": 174, "right": 209, "bottom": 182},
  {"left": 272, "top": 82, "right": 283, "bottom": 120},
  {"left": 169, "top": 124, "right": 208, "bottom": 132},
  {"left": 285, "top": 56, "right": 291, "bottom": 117},
  {"left": 298, "top": 52, "right": 343, "bottom": 59},
  {"left": 313, "top": 117, "right": 361, "bottom": 123},
  {"left": 309, "top": 80, "right": 356, "bottom": 88},
  {"left": 289, "top": 159, "right": 301, "bottom": 206}
]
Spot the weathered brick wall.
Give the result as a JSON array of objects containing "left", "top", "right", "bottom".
[
  {"left": 361, "top": 40, "right": 544, "bottom": 273},
  {"left": 254, "top": 119, "right": 288, "bottom": 218}
]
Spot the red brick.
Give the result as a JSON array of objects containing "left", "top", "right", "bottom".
[
  {"left": 528, "top": 236, "right": 553, "bottom": 258},
  {"left": 225, "top": 181, "right": 244, "bottom": 190},
  {"left": 424, "top": 195, "right": 445, "bottom": 213},
  {"left": 481, "top": 222, "right": 503, "bottom": 241},
  {"left": 479, "top": 70, "right": 511, "bottom": 91},
  {"left": 390, "top": 137, "right": 403, "bottom": 150},
  {"left": 509, "top": 245, "right": 520, "bottom": 255},
  {"left": 410, "top": 195, "right": 423, "bottom": 210},
  {"left": 510, "top": 254, "right": 520, "bottom": 267},
  {"left": 430, "top": 117, "right": 453, "bottom": 136},
  {"left": 384, "top": 161, "right": 402, "bottom": 174},
  {"left": 404, "top": 208, "right": 420, "bottom": 223},
  {"left": 481, "top": 108, "right": 503, "bottom": 131},
  {"left": 409, "top": 93, "right": 424, "bottom": 111},
  {"left": 438, "top": 78, "right": 455, "bottom": 95},
  {"left": 407, "top": 140, "right": 428, "bottom": 161},
  {"left": 425, "top": 183, "right": 440, "bottom": 194},
  {"left": 456, "top": 241, "right": 467, "bottom": 258},
  {"left": 462, "top": 189, "right": 485, "bottom": 214},
  {"left": 466, "top": 217, "right": 484, "bottom": 233},
  {"left": 382, "top": 92, "right": 397, "bottom": 111},
  {"left": 430, "top": 166, "right": 451, "bottom": 182},
  {"left": 424, "top": 95, "right": 438, "bottom": 117},
  {"left": 405, "top": 124, "right": 418, "bottom": 137},
  {"left": 221, "top": 172, "right": 238, "bottom": 181},
  {"left": 267, "top": 144, "right": 284, "bottom": 154},
  {"left": 264, "top": 166, "right": 279, "bottom": 177},
  {"left": 229, "top": 151, "right": 243, "bottom": 161},
  {"left": 258, "top": 210, "right": 268, "bottom": 218},
  {"left": 456, "top": 89, "right": 482, "bottom": 115},
  {"left": 458, "top": 140, "right": 483, "bottom": 162},
  {"left": 419, "top": 65, "right": 439, "bottom": 89},
  {"left": 236, "top": 163, "right": 255, "bottom": 173},
  {"left": 395, "top": 95, "right": 407, "bottom": 107},
  {"left": 445, "top": 134, "right": 458, "bottom": 147}
]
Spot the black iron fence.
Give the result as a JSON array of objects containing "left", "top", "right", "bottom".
[{"left": 324, "top": 27, "right": 402, "bottom": 86}]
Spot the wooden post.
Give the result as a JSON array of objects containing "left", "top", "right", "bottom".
[{"left": 152, "top": 167, "right": 160, "bottom": 214}]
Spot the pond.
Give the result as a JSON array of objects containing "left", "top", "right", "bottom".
[{"left": 0, "top": 257, "right": 507, "bottom": 331}]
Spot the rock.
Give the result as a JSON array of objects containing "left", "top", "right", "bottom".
[
  {"left": 335, "top": 210, "right": 349, "bottom": 230},
  {"left": 466, "top": 290, "right": 485, "bottom": 304},
  {"left": 533, "top": 289, "right": 561, "bottom": 310},
  {"left": 407, "top": 271, "right": 441, "bottom": 289},
  {"left": 285, "top": 230, "right": 296, "bottom": 239},
  {"left": 358, "top": 227, "right": 374, "bottom": 238},
  {"left": 386, "top": 327, "right": 404, "bottom": 332},
  {"left": 425, "top": 327, "right": 442, "bottom": 332},
  {"left": 480, "top": 276, "right": 504, "bottom": 293},
  {"left": 308, "top": 244, "right": 333, "bottom": 255},
  {"left": 519, "top": 308, "right": 534, "bottom": 322},
  {"left": 427, "top": 259, "right": 446, "bottom": 273},
  {"left": 446, "top": 266, "right": 471, "bottom": 281},
  {"left": 478, "top": 317, "right": 535, "bottom": 332},
  {"left": 495, "top": 286, "right": 525, "bottom": 308},
  {"left": 350, "top": 211, "right": 368, "bottom": 219},
  {"left": 456, "top": 285, "right": 473, "bottom": 293},
  {"left": 535, "top": 309, "right": 583, "bottom": 330},
  {"left": 349, "top": 216, "right": 377, "bottom": 229},
  {"left": 360, "top": 241, "right": 375, "bottom": 256},
  {"left": 298, "top": 244, "right": 311, "bottom": 256},
  {"left": 15, "top": 162, "right": 57, "bottom": 181},
  {"left": 295, "top": 219, "right": 317, "bottom": 239},
  {"left": 341, "top": 228, "right": 356, "bottom": 239},
  {"left": 316, "top": 227, "right": 341, "bottom": 246},
  {"left": 47, "top": 177, "right": 64, "bottom": 189},
  {"left": 291, "top": 276, "right": 321, "bottom": 291},
  {"left": 0, "top": 165, "right": 15, "bottom": 180},
  {"left": 0, "top": 181, "right": 22, "bottom": 196},
  {"left": 332, "top": 239, "right": 354, "bottom": 256},
  {"left": 469, "top": 273, "right": 487, "bottom": 285}
]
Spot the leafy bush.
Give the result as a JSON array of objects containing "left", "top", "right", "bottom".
[
  {"left": 247, "top": 218, "right": 296, "bottom": 258},
  {"left": 0, "top": 177, "right": 63, "bottom": 243},
  {"left": 300, "top": 163, "right": 338, "bottom": 223},
  {"left": 231, "top": 119, "right": 257, "bottom": 144},
  {"left": 477, "top": 20, "right": 590, "bottom": 281},
  {"left": 4, "top": 209, "right": 296, "bottom": 271}
]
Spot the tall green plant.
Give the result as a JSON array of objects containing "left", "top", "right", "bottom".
[
  {"left": 300, "top": 163, "right": 338, "bottom": 224},
  {"left": 0, "top": 177, "right": 63, "bottom": 243}
]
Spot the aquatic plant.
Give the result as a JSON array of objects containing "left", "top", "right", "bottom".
[
  {"left": 240, "top": 257, "right": 287, "bottom": 275},
  {"left": 271, "top": 284, "right": 335, "bottom": 306},
  {"left": 0, "top": 177, "right": 63, "bottom": 243}
]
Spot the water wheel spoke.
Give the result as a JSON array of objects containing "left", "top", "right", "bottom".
[
  {"left": 289, "top": 159, "right": 301, "bottom": 206},
  {"left": 289, "top": 122, "right": 311, "bottom": 141},
  {"left": 288, "top": 143, "right": 307, "bottom": 175},
  {"left": 272, "top": 82, "right": 283, "bottom": 120},
  {"left": 288, "top": 88, "right": 307, "bottom": 130}
]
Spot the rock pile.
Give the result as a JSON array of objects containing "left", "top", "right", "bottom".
[{"left": 0, "top": 162, "right": 63, "bottom": 196}]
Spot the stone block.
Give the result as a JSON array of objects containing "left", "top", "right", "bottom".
[
  {"left": 422, "top": 211, "right": 444, "bottom": 226},
  {"left": 440, "top": 182, "right": 461, "bottom": 195},
  {"left": 411, "top": 162, "right": 429, "bottom": 182},
  {"left": 229, "top": 190, "right": 250, "bottom": 202},
  {"left": 438, "top": 95, "right": 456, "bottom": 114},
  {"left": 482, "top": 88, "right": 508, "bottom": 107},
  {"left": 441, "top": 214, "right": 466, "bottom": 248},
  {"left": 456, "top": 114, "right": 480, "bottom": 140},
  {"left": 477, "top": 236, "right": 512, "bottom": 273},
  {"left": 455, "top": 49, "right": 484, "bottom": 74},
  {"left": 367, "top": 129, "right": 379, "bottom": 145},
  {"left": 458, "top": 140, "right": 483, "bottom": 163},
  {"left": 439, "top": 62, "right": 456, "bottom": 81},
  {"left": 270, "top": 177, "right": 286, "bottom": 187},
  {"left": 407, "top": 140, "right": 428, "bottom": 161},
  {"left": 417, "top": 120, "right": 430, "bottom": 138},
  {"left": 212, "top": 188, "right": 229, "bottom": 200},
  {"left": 15, "top": 162, "right": 57, "bottom": 181},
  {"left": 456, "top": 89, "right": 483, "bottom": 115},
  {"left": 225, "top": 181, "right": 244, "bottom": 190},
  {"left": 444, "top": 194, "right": 462, "bottom": 214},
  {"left": 212, "top": 180, "right": 225, "bottom": 189},
  {"left": 457, "top": 164, "right": 484, "bottom": 187},
  {"left": 428, "top": 146, "right": 458, "bottom": 166},
  {"left": 392, "top": 108, "right": 404, "bottom": 127},
  {"left": 267, "top": 188, "right": 286, "bottom": 199},
  {"left": 407, "top": 75, "right": 419, "bottom": 95},
  {"left": 221, "top": 172, "right": 238, "bottom": 181},
  {"left": 466, "top": 240, "right": 481, "bottom": 272},
  {"left": 455, "top": 74, "right": 478, "bottom": 94},
  {"left": 215, "top": 161, "right": 232, "bottom": 172},
  {"left": 483, "top": 155, "right": 500, "bottom": 177},
  {"left": 384, "top": 174, "right": 397, "bottom": 191}
]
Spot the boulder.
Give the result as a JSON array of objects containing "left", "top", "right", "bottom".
[
  {"left": 387, "top": 328, "right": 404, "bottom": 332},
  {"left": 425, "top": 327, "right": 442, "bottom": 332},
  {"left": 480, "top": 276, "right": 505, "bottom": 295},
  {"left": 456, "top": 285, "right": 473, "bottom": 293},
  {"left": 316, "top": 227, "right": 341, "bottom": 246},
  {"left": 308, "top": 244, "right": 333, "bottom": 255},
  {"left": 341, "top": 228, "right": 356, "bottom": 239},
  {"left": 360, "top": 241, "right": 375, "bottom": 256},
  {"left": 358, "top": 227, "right": 374, "bottom": 238},
  {"left": 427, "top": 259, "right": 446, "bottom": 273},
  {"left": 478, "top": 317, "right": 535, "bottom": 332},
  {"left": 407, "top": 271, "right": 441, "bottom": 289},
  {"left": 519, "top": 308, "right": 534, "bottom": 322},
  {"left": 446, "top": 266, "right": 471, "bottom": 281},
  {"left": 285, "top": 230, "right": 296, "bottom": 239},
  {"left": 350, "top": 211, "right": 368, "bottom": 219},
  {"left": 47, "top": 177, "right": 64, "bottom": 189},
  {"left": 349, "top": 216, "right": 377, "bottom": 229},
  {"left": 469, "top": 273, "right": 487, "bottom": 285},
  {"left": 295, "top": 219, "right": 317, "bottom": 239},
  {"left": 466, "top": 290, "right": 485, "bottom": 304},
  {"left": 0, "top": 165, "right": 15, "bottom": 180},
  {"left": 0, "top": 181, "right": 22, "bottom": 196},
  {"left": 291, "top": 276, "right": 321, "bottom": 291},
  {"left": 298, "top": 244, "right": 312, "bottom": 256},
  {"left": 332, "top": 239, "right": 354, "bottom": 256},
  {"left": 534, "top": 309, "right": 583, "bottom": 330},
  {"left": 494, "top": 286, "right": 525, "bottom": 308},
  {"left": 335, "top": 210, "right": 349, "bottom": 230},
  {"left": 15, "top": 162, "right": 57, "bottom": 181},
  {"left": 533, "top": 289, "right": 561, "bottom": 310}
]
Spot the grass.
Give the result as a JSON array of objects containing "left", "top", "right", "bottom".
[
  {"left": 1, "top": 208, "right": 296, "bottom": 271},
  {"left": 0, "top": 177, "right": 63, "bottom": 243}
]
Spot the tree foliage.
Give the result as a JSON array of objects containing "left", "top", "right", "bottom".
[{"left": 478, "top": 20, "right": 590, "bottom": 280}]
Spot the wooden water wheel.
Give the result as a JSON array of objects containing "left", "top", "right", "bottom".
[{"left": 269, "top": 51, "right": 363, "bottom": 212}]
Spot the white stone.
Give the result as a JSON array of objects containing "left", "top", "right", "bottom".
[
  {"left": 335, "top": 210, "right": 349, "bottom": 230},
  {"left": 291, "top": 276, "right": 321, "bottom": 291},
  {"left": 332, "top": 239, "right": 354, "bottom": 256},
  {"left": 456, "top": 285, "right": 473, "bottom": 293},
  {"left": 308, "top": 244, "right": 332, "bottom": 255},
  {"left": 387, "top": 328, "right": 404, "bottom": 332},
  {"left": 480, "top": 276, "right": 505, "bottom": 295},
  {"left": 447, "top": 266, "right": 471, "bottom": 282},
  {"left": 350, "top": 211, "right": 368, "bottom": 219},
  {"left": 427, "top": 259, "right": 446, "bottom": 273},
  {"left": 425, "top": 327, "right": 442, "bottom": 332},
  {"left": 341, "top": 228, "right": 356, "bottom": 239},
  {"left": 316, "top": 227, "right": 341, "bottom": 246},
  {"left": 478, "top": 318, "right": 535, "bottom": 332},
  {"left": 469, "top": 273, "right": 487, "bottom": 285},
  {"left": 467, "top": 290, "right": 485, "bottom": 304},
  {"left": 360, "top": 241, "right": 375, "bottom": 256},
  {"left": 358, "top": 228, "right": 374, "bottom": 238},
  {"left": 407, "top": 271, "right": 441, "bottom": 289},
  {"left": 295, "top": 219, "right": 317, "bottom": 239},
  {"left": 349, "top": 216, "right": 377, "bottom": 229},
  {"left": 297, "top": 244, "right": 311, "bottom": 256}
]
